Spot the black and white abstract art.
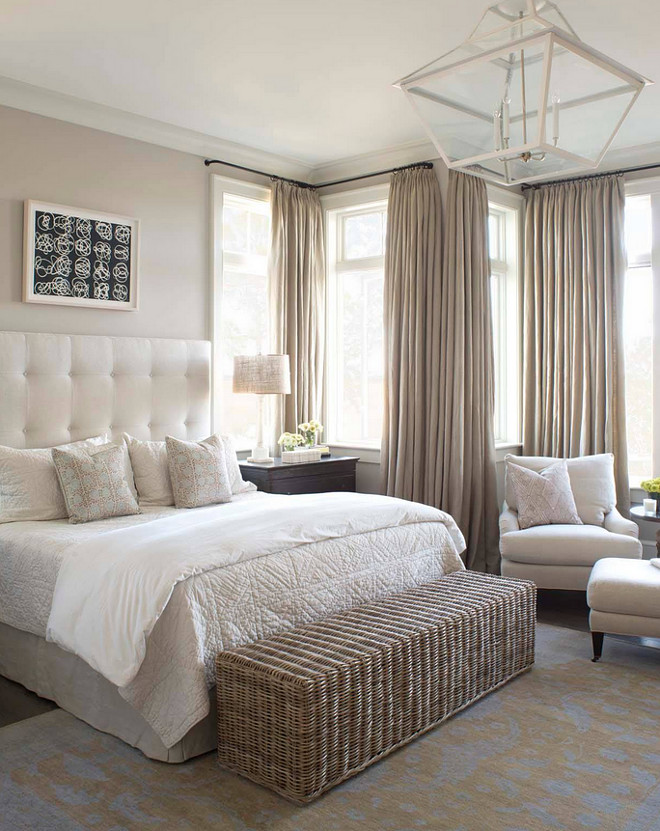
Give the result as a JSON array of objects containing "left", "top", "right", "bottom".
[{"left": 23, "top": 200, "right": 139, "bottom": 310}]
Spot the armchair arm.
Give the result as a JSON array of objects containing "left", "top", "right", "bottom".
[
  {"left": 499, "top": 505, "right": 520, "bottom": 536},
  {"left": 603, "top": 507, "right": 639, "bottom": 539}
]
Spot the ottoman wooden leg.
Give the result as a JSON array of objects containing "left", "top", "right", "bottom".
[{"left": 591, "top": 631, "right": 604, "bottom": 662}]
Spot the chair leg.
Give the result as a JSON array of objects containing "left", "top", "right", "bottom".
[{"left": 591, "top": 631, "right": 604, "bottom": 662}]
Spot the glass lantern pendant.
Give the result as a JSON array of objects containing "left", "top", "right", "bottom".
[{"left": 395, "top": 0, "right": 652, "bottom": 185}]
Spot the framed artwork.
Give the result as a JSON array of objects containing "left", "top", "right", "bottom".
[{"left": 23, "top": 200, "right": 139, "bottom": 311}]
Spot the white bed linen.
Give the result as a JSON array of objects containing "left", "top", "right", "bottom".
[{"left": 1, "top": 492, "right": 465, "bottom": 748}]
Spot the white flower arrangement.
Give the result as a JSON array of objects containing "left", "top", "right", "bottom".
[
  {"left": 277, "top": 431, "right": 305, "bottom": 452},
  {"left": 298, "top": 419, "right": 323, "bottom": 447}
]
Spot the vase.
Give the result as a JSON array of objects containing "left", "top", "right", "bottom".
[{"left": 646, "top": 492, "right": 660, "bottom": 506}]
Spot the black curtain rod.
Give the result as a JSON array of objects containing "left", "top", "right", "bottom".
[
  {"left": 521, "top": 161, "right": 660, "bottom": 190},
  {"left": 203, "top": 158, "right": 434, "bottom": 189}
]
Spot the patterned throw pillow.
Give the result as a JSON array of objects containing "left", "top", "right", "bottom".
[
  {"left": 52, "top": 444, "right": 140, "bottom": 524},
  {"left": 165, "top": 435, "right": 232, "bottom": 509},
  {"left": 506, "top": 460, "right": 583, "bottom": 530}
]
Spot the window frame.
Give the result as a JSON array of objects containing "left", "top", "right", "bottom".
[
  {"left": 486, "top": 185, "right": 523, "bottom": 448},
  {"left": 211, "top": 175, "right": 271, "bottom": 445},
  {"left": 322, "top": 183, "right": 390, "bottom": 453},
  {"left": 625, "top": 176, "right": 660, "bottom": 495}
]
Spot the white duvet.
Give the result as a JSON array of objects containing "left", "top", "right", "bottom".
[{"left": 2, "top": 491, "right": 466, "bottom": 747}]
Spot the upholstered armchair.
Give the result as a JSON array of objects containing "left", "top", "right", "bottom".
[{"left": 500, "top": 454, "right": 642, "bottom": 591}]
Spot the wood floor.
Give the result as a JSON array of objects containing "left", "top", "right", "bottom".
[
  {"left": 0, "top": 674, "right": 56, "bottom": 728},
  {"left": 0, "top": 589, "right": 657, "bottom": 730}
]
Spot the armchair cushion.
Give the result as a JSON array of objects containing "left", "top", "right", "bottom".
[
  {"left": 500, "top": 523, "right": 643, "bottom": 567},
  {"left": 505, "top": 453, "right": 616, "bottom": 526}
]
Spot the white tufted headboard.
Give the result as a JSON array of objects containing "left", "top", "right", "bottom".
[{"left": 0, "top": 331, "right": 211, "bottom": 449}]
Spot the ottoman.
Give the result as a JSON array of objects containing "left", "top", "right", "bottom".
[
  {"left": 216, "top": 572, "right": 536, "bottom": 803},
  {"left": 587, "top": 558, "right": 660, "bottom": 661}
]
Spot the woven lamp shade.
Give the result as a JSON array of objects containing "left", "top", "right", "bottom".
[{"left": 232, "top": 354, "right": 291, "bottom": 395}]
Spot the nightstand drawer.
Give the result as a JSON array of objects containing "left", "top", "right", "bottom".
[{"left": 270, "top": 474, "right": 356, "bottom": 495}]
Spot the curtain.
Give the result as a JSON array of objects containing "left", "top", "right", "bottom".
[
  {"left": 382, "top": 166, "right": 443, "bottom": 503},
  {"left": 382, "top": 167, "right": 499, "bottom": 572},
  {"left": 438, "top": 171, "right": 500, "bottom": 572},
  {"left": 523, "top": 174, "right": 629, "bottom": 512},
  {"left": 269, "top": 180, "right": 325, "bottom": 442}
]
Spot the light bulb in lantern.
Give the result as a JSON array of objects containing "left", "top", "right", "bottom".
[
  {"left": 502, "top": 97, "right": 511, "bottom": 144},
  {"left": 552, "top": 93, "right": 560, "bottom": 146},
  {"left": 493, "top": 108, "right": 502, "bottom": 151}
]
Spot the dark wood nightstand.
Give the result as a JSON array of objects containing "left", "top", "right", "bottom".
[{"left": 239, "top": 455, "right": 359, "bottom": 495}]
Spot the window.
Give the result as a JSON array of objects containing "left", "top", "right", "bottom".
[
  {"left": 624, "top": 191, "right": 654, "bottom": 484},
  {"left": 212, "top": 177, "right": 271, "bottom": 449},
  {"left": 324, "top": 186, "right": 389, "bottom": 447},
  {"left": 488, "top": 195, "right": 521, "bottom": 445}
]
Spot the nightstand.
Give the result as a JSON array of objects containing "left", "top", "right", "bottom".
[{"left": 239, "top": 455, "right": 359, "bottom": 495}]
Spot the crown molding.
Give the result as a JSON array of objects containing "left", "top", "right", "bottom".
[
  {"left": 0, "top": 74, "right": 314, "bottom": 181},
  {"left": 308, "top": 138, "right": 439, "bottom": 185},
  {"left": 3, "top": 72, "right": 660, "bottom": 189},
  {"left": 598, "top": 140, "right": 660, "bottom": 173}
]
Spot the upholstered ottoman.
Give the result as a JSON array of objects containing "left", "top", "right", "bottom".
[{"left": 587, "top": 558, "right": 660, "bottom": 661}]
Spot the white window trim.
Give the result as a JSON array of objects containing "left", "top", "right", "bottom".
[
  {"left": 487, "top": 185, "right": 523, "bottom": 449},
  {"left": 625, "top": 176, "right": 660, "bottom": 500},
  {"left": 210, "top": 174, "right": 271, "bottom": 441},
  {"left": 322, "top": 183, "right": 390, "bottom": 453}
]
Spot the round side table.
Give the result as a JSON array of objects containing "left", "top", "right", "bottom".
[{"left": 630, "top": 505, "right": 660, "bottom": 556}]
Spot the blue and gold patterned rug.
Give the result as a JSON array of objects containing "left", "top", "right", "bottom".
[{"left": 1, "top": 624, "right": 659, "bottom": 831}]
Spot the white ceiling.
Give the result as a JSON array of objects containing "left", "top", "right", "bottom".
[{"left": 1, "top": 0, "right": 660, "bottom": 175}]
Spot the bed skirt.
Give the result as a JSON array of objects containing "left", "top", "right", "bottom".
[{"left": 0, "top": 622, "right": 215, "bottom": 762}]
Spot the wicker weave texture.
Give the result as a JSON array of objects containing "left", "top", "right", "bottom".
[{"left": 216, "top": 571, "right": 536, "bottom": 803}]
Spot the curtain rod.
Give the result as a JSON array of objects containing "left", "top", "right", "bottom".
[
  {"left": 203, "top": 158, "right": 434, "bottom": 189},
  {"left": 521, "top": 161, "right": 660, "bottom": 190}
]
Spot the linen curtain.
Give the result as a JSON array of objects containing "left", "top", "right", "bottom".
[
  {"left": 382, "top": 166, "right": 443, "bottom": 504},
  {"left": 437, "top": 171, "right": 500, "bottom": 572},
  {"left": 382, "top": 167, "right": 499, "bottom": 572},
  {"left": 269, "top": 180, "right": 325, "bottom": 442},
  {"left": 523, "top": 175, "right": 629, "bottom": 512}
]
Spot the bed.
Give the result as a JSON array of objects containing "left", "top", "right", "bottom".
[{"left": 0, "top": 331, "right": 466, "bottom": 762}]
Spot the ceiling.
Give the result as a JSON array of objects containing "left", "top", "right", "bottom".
[{"left": 1, "top": 0, "right": 659, "bottom": 175}]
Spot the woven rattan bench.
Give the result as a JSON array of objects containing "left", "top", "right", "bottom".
[{"left": 216, "top": 571, "right": 536, "bottom": 803}]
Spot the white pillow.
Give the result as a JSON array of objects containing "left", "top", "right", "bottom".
[
  {"left": 506, "top": 460, "right": 583, "bottom": 530},
  {"left": 220, "top": 434, "right": 257, "bottom": 495},
  {"left": 0, "top": 435, "right": 109, "bottom": 523},
  {"left": 505, "top": 453, "right": 616, "bottom": 526},
  {"left": 124, "top": 434, "right": 174, "bottom": 507},
  {"left": 124, "top": 433, "right": 255, "bottom": 506}
]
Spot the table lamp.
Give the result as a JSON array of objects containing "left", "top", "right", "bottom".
[{"left": 233, "top": 354, "right": 291, "bottom": 464}]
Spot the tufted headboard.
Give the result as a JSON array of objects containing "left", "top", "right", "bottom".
[{"left": 0, "top": 331, "right": 211, "bottom": 449}]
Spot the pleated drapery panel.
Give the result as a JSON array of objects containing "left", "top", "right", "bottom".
[
  {"left": 438, "top": 171, "right": 500, "bottom": 572},
  {"left": 382, "top": 167, "right": 499, "bottom": 572},
  {"left": 382, "top": 166, "right": 444, "bottom": 505},
  {"left": 269, "top": 181, "right": 325, "bottom": 443},
  {"left": 523, "top": 175, "right": 629, "bottom": 512}
]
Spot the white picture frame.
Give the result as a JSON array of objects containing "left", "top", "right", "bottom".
[{"left": 23, "top": 199, "right": 139, "bottom": 311}]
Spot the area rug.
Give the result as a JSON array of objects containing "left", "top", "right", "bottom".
[{"left": 1, "top": 624, "right": 659, "bottom": 831}]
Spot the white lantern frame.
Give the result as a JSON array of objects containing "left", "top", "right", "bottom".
[{"left": 396, "top": 1, "right": 651, "bottom": 185}]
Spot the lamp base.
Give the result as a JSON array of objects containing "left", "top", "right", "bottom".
[{"left": 248, "top": 444, "right": 273, "bottom": 465}]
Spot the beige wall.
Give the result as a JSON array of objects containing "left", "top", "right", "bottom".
[{"left": 0, "top": 105, "right": 209, "bottom": 340}]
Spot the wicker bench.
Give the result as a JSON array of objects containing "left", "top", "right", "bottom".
[{"left": 216, "top": 571, "right": 536, "bottom": 803}]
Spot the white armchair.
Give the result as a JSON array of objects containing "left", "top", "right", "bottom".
[{"left": 500, "top": 454, "right": 642, "bottom": 591}]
